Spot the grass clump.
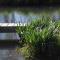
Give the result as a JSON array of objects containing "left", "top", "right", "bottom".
[{"left": 16, "top": 16, "right": 60, "bottom": 60}]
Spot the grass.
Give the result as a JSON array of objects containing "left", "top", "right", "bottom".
[{"left": 16, "top": 16, "right": 60, "bottom": 60}]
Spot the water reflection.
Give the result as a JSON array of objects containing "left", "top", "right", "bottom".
[
  {"left": 0, "top": 15, "right": 5, "bottom": 23},
  {"left": 51, "top": 11, "right": 60, "bottom": 21},
  {"left": 0, "top": 11, "right": 60, "bottom": 23},
  {"left": 0, "top": 32, "right": 23, "bottom": 60},
  {"left": 0, "top": 12, "right": 30, "bottom": 23},
  {"left": 0, "top": 49, "right": 24, "bottom": 60},
  {"left": 0, "top": 33, "right": 20, "bottom": 40}
]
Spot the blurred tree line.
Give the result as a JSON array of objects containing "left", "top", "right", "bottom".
[{"left": 0, "top": 0, "right": 60, "bottom": 6}]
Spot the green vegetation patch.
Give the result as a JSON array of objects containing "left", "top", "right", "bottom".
[{"left": 16, "top": 16, "right": 60, "bottom": 60}]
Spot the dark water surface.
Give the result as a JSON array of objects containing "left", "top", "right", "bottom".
[
  {"left": 0, "top": 46, "right": 25, "bottom": 60},
  {"left": 0, "top": 33, "right": 24, "bottom": 60},
  {"left": 0, "top": 33, "right": 20, "bottom": 40}
]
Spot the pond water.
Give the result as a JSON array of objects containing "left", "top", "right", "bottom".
[
  {"left": 0, "top": 7, "right": 60, "bottom": 23},
  {"left": 0, "top": 46, "right": 25, "bottom": 60},
  {"left": 0, "top": 33, "right": 20, "bottom": 40}
]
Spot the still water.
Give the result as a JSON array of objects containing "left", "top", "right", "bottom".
[
  {"left": 0, "top": 7, "right": 60, "bottom": 23},
  {"left": 0, "top": 32, "right": 23, "bottom": 60},
  {"left": 0, "top": 33, "right": 20, "bottom": 40},
  {"left": 0, "top": 46, "right": 25, "bottom": 60}
]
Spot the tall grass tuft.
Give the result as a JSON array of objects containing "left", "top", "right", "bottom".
[{"left": 16, "top": 16, "right": 60, "bottom": 60}]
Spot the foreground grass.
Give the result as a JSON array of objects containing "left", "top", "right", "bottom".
[{"left": 16, "top": 17, "right": 60, "bottom": 60}]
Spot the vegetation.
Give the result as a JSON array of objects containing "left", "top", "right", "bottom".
[{"left": 16, "top": 17, "right": 60, "bottom": 60}]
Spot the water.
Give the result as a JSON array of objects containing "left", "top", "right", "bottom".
[
  {"left": 0, "top": 33, "right": 20, "bottom": 40},
  {"left": 0, "top": 7, "right": 60, "bottom": 24},
  {"left": 0, "top": 46, "right": 25, "bottom": 60},
  {"left": 0, "top": 32, "right": 23, "bottom": 60}
]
